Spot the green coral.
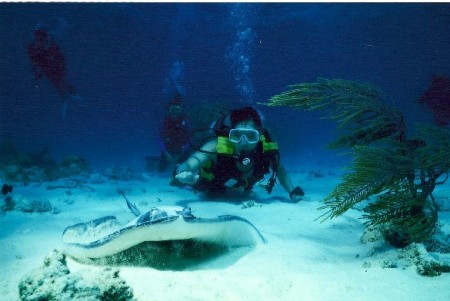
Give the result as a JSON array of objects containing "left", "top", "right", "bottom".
[{"left": 267, "top": 78, "right": 450, "bottom": 247}]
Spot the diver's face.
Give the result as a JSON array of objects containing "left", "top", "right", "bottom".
[{"left": 231, "top": 120, "right": 259, "bottom": 153}]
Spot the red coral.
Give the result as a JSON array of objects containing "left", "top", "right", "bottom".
[{"left": 419, "top": 75, "right": 450, "bottom": 127}]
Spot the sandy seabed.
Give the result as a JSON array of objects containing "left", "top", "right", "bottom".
[{"left": 1, "top": 168, "right": 449, "bottom": 301}]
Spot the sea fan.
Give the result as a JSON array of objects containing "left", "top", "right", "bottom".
[
  {"left": 268, "top": 78, "right": 450, "bottom": 246},
  {"left": 267, "top": 78, "right": 405, "bottom": 149}
]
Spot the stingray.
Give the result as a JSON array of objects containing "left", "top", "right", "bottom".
[{"left": 62, "top": 196, "right": 265, "bottom": 260}]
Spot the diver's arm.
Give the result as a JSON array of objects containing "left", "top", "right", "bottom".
[
  {"left": 277, "top": 164, "right": 294, "bottom": 193},
  {"left": 174, "top": 140, "right": 216, "bottom": 185},
  {"left": 277, "top": 164, "right": 305, "bottom": 202}
]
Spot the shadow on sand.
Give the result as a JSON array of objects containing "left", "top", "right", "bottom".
[{"left": 71, "top": 240, "right": 254, "bottom": 271}]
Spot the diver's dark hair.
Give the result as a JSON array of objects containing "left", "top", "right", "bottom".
[{"left": 230, "top": 107, "right": 262, "bottom": 129}]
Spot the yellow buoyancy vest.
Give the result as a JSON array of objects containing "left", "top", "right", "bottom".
[{"left": 199, "top": 134, "right": 279, "bottom": 182}]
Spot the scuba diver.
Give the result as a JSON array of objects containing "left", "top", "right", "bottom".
[
  {"left": 27, "top": 28, "right": 79, "bottom": 119},
  {"left": 158, "top": 93, "right": 191, "bottom": 173},
  {"left": 27, "top": 28, "right": 75, "bottom": 99},
  {"left": 173, "top": 106, "right": 305, "bottom": 202}
]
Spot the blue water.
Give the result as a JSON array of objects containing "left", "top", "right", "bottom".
[{"left": 1, "top": 3, "right": 449, "bottom": 170}]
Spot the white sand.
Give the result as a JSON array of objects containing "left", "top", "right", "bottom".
[{"left": 1, "top": 169, "right": 449, "bottom": 301}]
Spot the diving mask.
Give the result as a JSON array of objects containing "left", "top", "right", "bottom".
[{"left": 229, "top": 128, "right": 260, "bottom": 144}]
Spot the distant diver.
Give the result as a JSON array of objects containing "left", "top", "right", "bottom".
[
  {"left": 158, "top": 92, "right": 191, "bottom": 173},
  {"left": 27, "top": 29, "right": 78, "bottom": 118},
  {"left": 419, "top": 75, "right": 450, "bottom": 127}
]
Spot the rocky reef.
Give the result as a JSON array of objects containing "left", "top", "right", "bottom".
[
  {"left": 0, "top": 140, "right": 90, "bottom": 184},
  {"left": 19, "top": 250, "right": 134, "bottom": 301}
]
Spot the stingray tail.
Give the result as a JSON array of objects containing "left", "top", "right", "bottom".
[{"left": 117, "top": 188, "right": 141, "bottom": 217}]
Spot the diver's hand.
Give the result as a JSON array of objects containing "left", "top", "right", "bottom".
[
  {"left": 175, "top": 171, "right": 200, "bottom": 185},
  {"left": 289, "top": 186, "right": 305, "bottom": 203}
]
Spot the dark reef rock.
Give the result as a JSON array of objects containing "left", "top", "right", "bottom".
[{"left": 1, "top": 183, "right": 13, "bottom": 195}]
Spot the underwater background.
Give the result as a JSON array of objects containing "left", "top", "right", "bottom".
[{"left": 1, "top": 2, "right": 450, "bottom": 171}]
